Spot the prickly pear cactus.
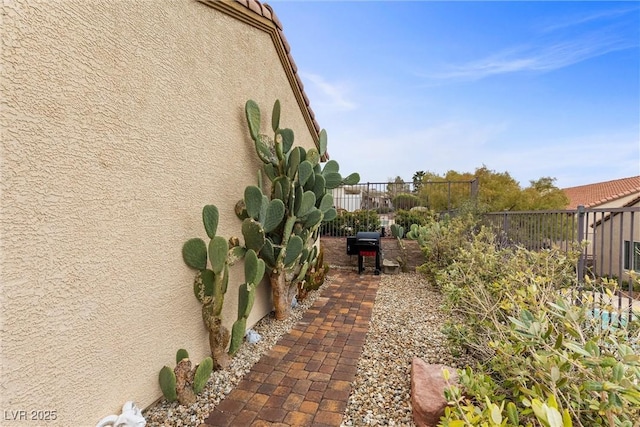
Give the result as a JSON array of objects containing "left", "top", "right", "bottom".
[
  {"left": 242, "top": 99, "right": 360, "bottom": 320},
  {"left": 390, "top": 224, "right": 408, "bottom": 272},
  {"left": 182, "top": 204, "right": 235, "bottom": 369},
  {"left": 299, "top": 244, "right": 329, "bottom": 301},
  {"left": 158, "top": 350, "right": 213, "bottom": 406},
  {"left": 229, "top": 249, "right": 265, "bottom": 355},
  {"left": 390, "top": 224, "right": 404, "bottom": 239}
]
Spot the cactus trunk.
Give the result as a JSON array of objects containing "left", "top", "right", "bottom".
[
  {"left": 270, "top": 270, "right": 290, "bottom": 320},
  {"left": 207, "top": 318, "right": 230, "bottom": 370}
]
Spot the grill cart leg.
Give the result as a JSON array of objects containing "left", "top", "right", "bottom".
[{"left": 358, "top": 250, "right": 380, "bottom": 275}]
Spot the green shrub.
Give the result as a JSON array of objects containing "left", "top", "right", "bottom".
[
  {"left": 437, "top": 231, "right": 640, "bottom": 426},
  {"left": 392, "top": 193, "right": 420, "bottom": 210},
  {"left": 393, "top": 208, "right": 435, "bottom": 232},
  {"left": 406, "top": 213, "right": 479, "bottom": 284},
  {"left": 320, "top": 209, "right": 380, "bottom": 236}
]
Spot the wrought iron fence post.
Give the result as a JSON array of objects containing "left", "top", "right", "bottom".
[
  {"left": 576, "top": 205, "right": 585, "bottom": 289},
  {"left": 501, "top": 211, "right": 509, "bottom": 247},
  {"left": 366, "top": 182, "right": 371, "bottom": 230}
]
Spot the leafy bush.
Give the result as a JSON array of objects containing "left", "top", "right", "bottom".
[
  {"left": 436, "top": 231, "right": 640, "bottom": 426},
  {"left": 320, "top": 209, "right": 380, "bottom": 236},
  {"left": 375, "top": 206, "right": 394, "bottom": 214},
  {"left": 393, "top": 209, "right": 436, "bottom": 232},
  {"left": 406, "top": 213, "right": 479, "bottom": 284},
  {"left": 392, "top": 193, "right": 420, "bottom": 210}
]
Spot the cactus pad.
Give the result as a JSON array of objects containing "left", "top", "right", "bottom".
[
  {"left": 194, "top": 269, "right": 214, "bottom": 303},
  {"left": 298, "top": 161, "right": 313, "bottom": 187},
  {"left": 229, "top": 318, "right": 247, "bottom": 356},
  {"left": 271, "top": 99, "right": 281, "bottom": 132},
  {"left": 318, "top": 194, "right": 334, "bottom": 213},
  {"left": 296, "top": 191, "right": 316, "bottom": 218},
  {"left": 242, "top": 218, "right": 265, "bottom": 253},
  {"left": 245, "top": 100, "right": 261, "bottom": 141},
  {"left": 182, "top": 238, "right": 207, "bottom": 270},
  {"left": 306, "top": 148, "right": 320, "bottom": 166},
  {"left": 284, "top": 236, "right": 303, "bottom": 267},
  {"left": 244, "top": 249, "right": 259, "bottom": 284},
  {"left": 193, "top": 357, "right": 213, "bottom": 394},
  {"left": 202, "top": 205, "right": 219, "bottom": 239},
  {"left": 323, "top": 172, "right": 343, "bottom": 190},
  {"left": 263, "top": 199, "right": 285, "bottom": 233},
  {"left": 209, "top": 236, "right": 228, "bottom": 275},
  {"left": 342, "top": 172, "right": 361, "bottom": 185},
  {"left": 277, "top": 128, "right": 294, "bottom": 154},
  {"left": 312, "top": 174, "right": 326, "bottom": 201},
  {"left": 159, "top": 366, "right": 178, "bottom": 402},
  {"left": 244, "top": 186, "right": 263, "bottom": 220},
  {"left": 260, "top": 239, "right": 276, "bottom": 267},
  {"left": 287, "top": 147, "right": 301, "bottom": 179},
  {"left": 322, "top": 160, "right": 340, "bottom": 175},
  {"left": 175, "top": 349, "right": 189, "bottom": 364},
  {"left": 318, "top": 129, "right": 327, "bottom": 157},
  {"left": 303, "top": 209, "right": 323, "bottom": 229}
]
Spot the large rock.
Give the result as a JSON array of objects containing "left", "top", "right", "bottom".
[{"left": 411, "top": 357, "right": 458, "bottom": 427}]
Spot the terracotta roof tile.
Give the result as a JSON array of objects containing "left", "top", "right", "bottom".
[
  {"left": 246, "top": 0, "right": 262, "bottom": 15},
  {"left": 259, "top": 2, "right": 271, "bottom": 19},
  {"left": 563, "top": 176, "right": 640, "bottom": 209},
  {"left": 263, "top": 4, "right": 282, "bottom": 30},
  {"left": 287, "top": 52, "right": 298, "bottom": 73},
  {"left": 278, "top": 29, "right": 291, "bottom": 54},
  {"left": 295, "top": 73, "right": 305, "bottom": 91}
]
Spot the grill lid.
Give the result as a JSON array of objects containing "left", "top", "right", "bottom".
[{"left": 355, "top": 231, "right": 380, "bottom": 242}]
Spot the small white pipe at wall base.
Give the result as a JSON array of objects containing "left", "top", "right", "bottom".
[{"left": 96, "top": 401, "right": 146, "bottom": 427}]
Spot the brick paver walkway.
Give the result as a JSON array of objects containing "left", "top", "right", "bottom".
[{"left": 203, "top": 270, "right": 380, "bottom": 427}]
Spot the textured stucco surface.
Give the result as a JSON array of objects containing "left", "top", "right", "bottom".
[{"left": 0, "top": 0, "right": 316, "bottom": 424}]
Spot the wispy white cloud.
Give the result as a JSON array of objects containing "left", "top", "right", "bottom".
[
  {"left": 299, "top": 72, "right": 357, "bottom": 112},
  {"left": 430, "top": 31, "right": 636, "bottom": 81},
  {"left": 428, "top": 4, "right": 638, "bottom": 82},
  {"left": 538, "top": 6, "right": 639, "bottom": 33}
]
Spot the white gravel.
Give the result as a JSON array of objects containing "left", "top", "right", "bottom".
[{"left": 342, "top": 271, "right": 469, "bottom": 426}]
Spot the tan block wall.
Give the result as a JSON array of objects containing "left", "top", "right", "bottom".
[
  {"left": 322, "top": 237, "right": 425, "bottom": 272},
  {"left": 0, "top": 0, "right": 316, "bottom": 424}
]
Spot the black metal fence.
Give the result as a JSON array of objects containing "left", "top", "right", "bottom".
[
  {"left": 322, "top": 180, "right": 477, "bottom": 236},
  {"left": 482, "top": 206, "right": 639, "bottom": 322},
  {"left": 323, "top": 182, "right": 638, "bottom": 322}
]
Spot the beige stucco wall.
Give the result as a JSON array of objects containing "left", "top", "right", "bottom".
[{"left": 0, "top": 0, "right": 316, "bottom": 424}]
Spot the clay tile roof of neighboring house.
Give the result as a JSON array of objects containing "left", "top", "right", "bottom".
[{"left": 563, "top": 176, "right": 640, "bottom": 209}]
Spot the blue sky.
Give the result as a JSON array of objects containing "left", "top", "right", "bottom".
[{"left": 269, "top": 1, "right": 640, "bottom": 189}]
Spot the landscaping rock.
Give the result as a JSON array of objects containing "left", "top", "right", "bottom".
[
  {"left": 411, "top": 357, "right": 458, "bottom": 427},
  {"left": 382, "top": 258, "right": 400, "bottom": 274}
]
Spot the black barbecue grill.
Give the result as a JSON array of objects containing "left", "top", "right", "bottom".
[{"left": 346, "top": 232, "right": 381, "bottom": 275}]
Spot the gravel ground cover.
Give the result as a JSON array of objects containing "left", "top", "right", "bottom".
[
  {"left": 342, "top": 272, "right": 469, "bottom": 426},
  {"left": 144, "top": 270, "right": 467, "bottom": 426}
]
